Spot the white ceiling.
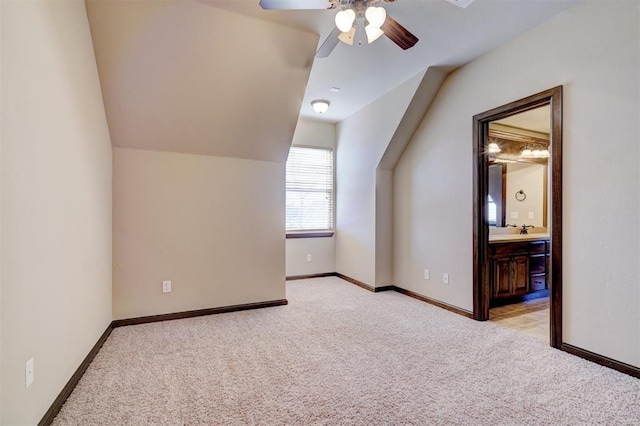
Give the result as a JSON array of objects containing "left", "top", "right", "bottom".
[{"left": 206, "top": 0, "right": 577, "bottom": 123}]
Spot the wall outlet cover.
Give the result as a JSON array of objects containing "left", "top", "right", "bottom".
[{"left": 510, "top": 212, "right": 519, "bottom": 219}]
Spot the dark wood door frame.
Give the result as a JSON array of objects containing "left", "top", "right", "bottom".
[{"left": 472, "top": 86, "right": 563, "bottom": 349}]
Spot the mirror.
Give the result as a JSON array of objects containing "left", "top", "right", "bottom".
[{"left": 486, "top": 105, "right": 550, "bottom": 232}]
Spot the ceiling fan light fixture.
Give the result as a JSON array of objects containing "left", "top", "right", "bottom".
[
  {"left": 311, "top": 99, "right": 330, "bottom": 114},
  {"left": 338, "top": 27, "right": 355, "bottom": 45},
  {"left": 365, "top": 6, "right": 386, "bottom": 29},
  {"left": 365, "top": 25, "right": 384, "bottom": 44},
  {"left": 335, "top": 9, "right": 356, "bottom": 33}
]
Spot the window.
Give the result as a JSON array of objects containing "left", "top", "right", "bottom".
[
  {"left": 487, "top": 195, "right": 497, "bottom": 226},
  {"left": 285, "top": 146, "right": 334, "bottom": 236}
]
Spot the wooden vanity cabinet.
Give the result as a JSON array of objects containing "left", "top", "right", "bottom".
[
  {"left": 490, "top": 242, "right": 529, "bottom": 299},
  {"left": 489, "top": 239, "right": 549, "bottom": 303}
]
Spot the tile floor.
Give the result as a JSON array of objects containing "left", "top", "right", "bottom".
[{"left": 490, "top": 297, "right": 549, "bottom": 341}]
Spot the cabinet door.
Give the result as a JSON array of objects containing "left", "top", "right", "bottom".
[
  {"left": 511, "top": 255, "right": 529, "bottom": 296},
  {"left": 493, "top": 257, "right": 512, "bottom": 299}
]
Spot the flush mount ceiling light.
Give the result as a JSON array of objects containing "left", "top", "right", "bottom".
[{"left": 311, "top": 99, "right": 331, "bottom": 114}]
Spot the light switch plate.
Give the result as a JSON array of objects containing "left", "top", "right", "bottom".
[
  {"left": 162, "top": 280, "right": 172, "bottom": 293},
  {"left": 510, "top": 212, "right": 518, "bottom": 219},
  {"left": 528, "top": 212, "right": 534, "bottom": 219},
  {"left": 26, "top": 358, "right": 34, "bottom": 388}
]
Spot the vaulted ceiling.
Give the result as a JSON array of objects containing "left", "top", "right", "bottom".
[
  {"left": 86, "top": 0, "right": 318, "bottom": 162},
  {"left": 86, "top": 0, "right": 576, "bottom": 161}
]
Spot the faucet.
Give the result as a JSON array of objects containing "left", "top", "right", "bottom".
[{"left": 519, "top": 224, "right": 535, "bottom": 235}]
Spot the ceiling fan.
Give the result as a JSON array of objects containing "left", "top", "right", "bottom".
[{"left": 259, "top": 0, "right": 474, "bottom": 58}]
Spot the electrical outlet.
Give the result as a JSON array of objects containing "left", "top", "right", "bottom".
[
  {"left": 26, "top": 358, "right": 34, "bottom": 388},
  {"left": 162, "top": 280, "right": 172, "bottom": 293},
  {"left": 510, "top": 212, "right": 518, "bottom": 219},
  {"left": 424, "top": 269, "right": 430, "bottom": 280},
  {"left": 443, "top": 273, "right": 449, "bottom": 285},
  {"left": 306, "top": 254, "right": 312, "bottom": 262},
  {"left": 528, "top": 211, "right": 534, "bottom": 219}
]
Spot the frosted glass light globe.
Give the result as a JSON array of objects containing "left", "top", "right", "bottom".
[
  {"left": 365, "top": 6, "right": 386, "bottom": 29},
  {"left": 335, "top": 9, "right": 356, "bottom": 33}
]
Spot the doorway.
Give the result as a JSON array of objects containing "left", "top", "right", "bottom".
[{"left": 472, "top": 86, "right": 563, "bottom": 348}]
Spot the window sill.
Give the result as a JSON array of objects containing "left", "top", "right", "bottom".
[{"left": 286, "top": 231, "right": 334, "bottom": 239}]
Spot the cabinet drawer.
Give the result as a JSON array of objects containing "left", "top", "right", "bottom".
[
  {"left": 530, "top": 274, "right": 546, "bottom": 292},
  {"left": 492, "top": 242, "right": 529, "bottom": 256},
  {"left": 529, "top": 255, "right": 546, "bottom": 274},
  {"left": 529, "top": 241, "right": 547, "bottom": 254}
]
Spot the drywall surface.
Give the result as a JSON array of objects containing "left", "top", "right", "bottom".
[
  {"left": 394, "top": 1, "right": 639, "bottom": 366},
  {"left": 336, "top": 74, "right": 423, "bottom": 287},
  {"left": 86, "top": 0, "right": 317, "bottom": 163},
  {"left": 113, "top": 148, "right": 285, "bottom": 319},
  {"left": 1, "top": 1, "right": 113, "bottom": 423},
  {"left": 286, "top": 119, "right": 336, "bottom": 277},
  {"left": 505, "top": 163, "right": 546, "bottom": 228},
  {"left": 286, "top": 238, "right": 335, "bottom": 277}
]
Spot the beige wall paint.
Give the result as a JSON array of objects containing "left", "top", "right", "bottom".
[
  {"left": 113, "top": 148, "right": 285, "bottom": 319},
  {"left": 394, "top": 1, "right": 639, "bottom": 366},
  {"left": 1, "top": 1, "right": 113, "bottom": 423},
  {"left": 86, "top": 0, "right": 318, "bottom": 163},
  {"left": 336, "top": 73, "right": 423, "bottom": 286},
  {"left": 286, "top": 119, "right": 336, "bottom": 277},
  {"left": 505, "top": 163, "right": 546, "bottom": 228},
  {"left": 0, "top": 0, "right": 3, "bottom": 415}
]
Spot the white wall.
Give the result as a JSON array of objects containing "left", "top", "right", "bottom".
[
  {"left": 336, "top": 74, "right": 423, "bottom": 286},
  {"left": 505, "top": 163, "right": 546, "bottom": 228},
  {"left": 286, "top": 119, "right": 336, "bottom": 277},
  {"left": 394, "top": 1, "right": 639, "bottom": 367},
  {"left": 0, "top": 0, "right": 4, "bottom": 416},
  {"left": 113, "top": 148, "right": 285, "bottom": 319},
  {"left": 1, "top": 1, "right": 113, "bottom": 423}
]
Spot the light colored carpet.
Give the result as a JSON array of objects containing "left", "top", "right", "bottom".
[{"left": 54, "top": 277, "right": 639, "bottom": 425}]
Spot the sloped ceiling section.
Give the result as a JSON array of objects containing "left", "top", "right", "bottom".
[{"left": 86, "top": 0, "right": 319, "bottom": 162}]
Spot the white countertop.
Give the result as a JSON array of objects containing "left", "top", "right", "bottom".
[{"left": 489, "top": 233, "right": 550, "bottom": 243}]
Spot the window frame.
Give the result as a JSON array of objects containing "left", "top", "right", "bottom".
[{"left": 285, "top": 145, "right": 335, "bottom": 239}]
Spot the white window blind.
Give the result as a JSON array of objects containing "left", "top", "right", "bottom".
[{"left": 286, "top": 146, "right": 334, "bottom": 232}]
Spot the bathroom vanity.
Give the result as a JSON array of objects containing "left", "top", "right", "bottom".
[{"left": 488, "top": 234, "right": 550, "bottom": 306}]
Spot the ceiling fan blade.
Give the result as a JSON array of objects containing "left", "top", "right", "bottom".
[
  {"left": 315, "top": 27, "right": 342, "bottom": 58},
  {"left": 381, "top": 15, "right": 418, "bottom": 50},
  {"left": 259, "top": 0, "right": 336, "bottom": 10}
]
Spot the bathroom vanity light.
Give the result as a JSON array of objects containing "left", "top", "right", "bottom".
[{"left": 520, "top": 144, "right": 550, "bottom": 158}]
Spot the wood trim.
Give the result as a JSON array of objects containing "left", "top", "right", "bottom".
[
  {"left": 500, "top": 163, "right": 507, "bottom": 227},
  {"left": 335, "top": 273, "right": 375, "bottom": 292},
  {"left": 333, "top": 273, "right": 393, "bottom": 293},
  {"left": 392, "top": 287, "right": 474, "bottom": 319},
  {"left": 286, "top": 272, "right": 337, "bottom": 281},
  {"left": 472, "top": 86, "right": 563, "bottom": 351},
  {"left": 561, "top": 344, "right": 640, "bottom": 379},
  {"left": 112, "top": 299, "right": 288, "bottom": 327},
  {"left": 38, "top": 323, "right": 114, "bottom": 426},
  {"left": 286, "top": 231, "right": 334, "bottom": 239}
]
